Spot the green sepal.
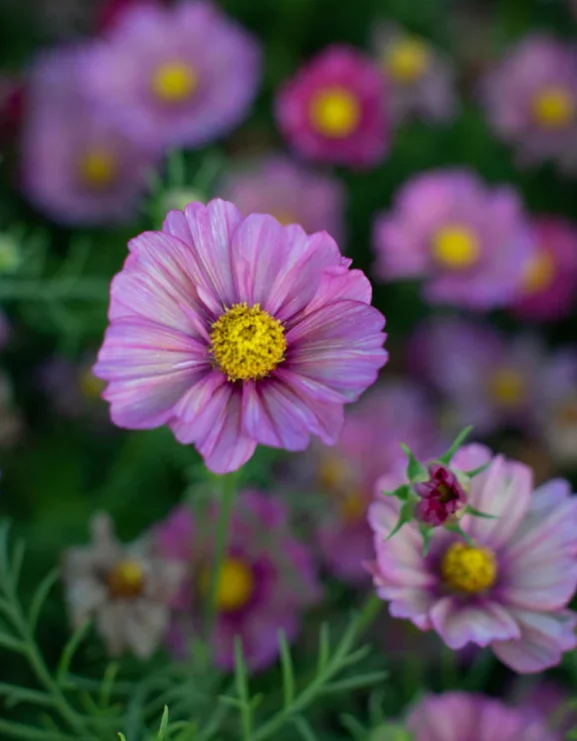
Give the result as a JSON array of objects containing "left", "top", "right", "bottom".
[
  {"left": 444, "top": 522, "right": 475, "bottom": 546},
  {"left": 465, "top": 505, "right": 496, "bottom": 519},
  {"left": 400, "top": 443, "right": 428, "bottom": 482},
  {"left": 437, "top": 426, "right": 474, "bottom": 465},
  {"left": 385, "top": 501, "right": 414, "bottom": 541},
  {"left": 419, "top": 523, "right": 434, "bottom": 556},
  {"left": 463, "top": 461, "right": 491, "bottom": 479},
  {"left": 382, "top": 484, "right": 412, "bottom": 501}
]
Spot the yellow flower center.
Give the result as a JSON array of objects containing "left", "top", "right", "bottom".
[
  {"left": 432, "top": 225, "right": 481, "bottom": 269},
  {"left": 488, "top": 368, "right": 526, "bottom": 407},
  {"left": 151, "top": 62, "right": 198, "bottom": 104},
  {"left": 200, "top": 558, "right": 254, "bottom": 613},
  {"left": 520, "top": 250, "right": 556, "bottom": 294},
  {"left": 106, "top": 559, "right": 145, "bottom": 599},
  {"left": 309, "top": 87, "right": 361, "bottom": 138},
  {"left": 338, "top": 491, "right": 366, "bottom": 524},
  {"left": 210, "top": 303, "right": 286, "bottom": 382},
  {"left": 531, "top": 87, "right": 574, "bottom": 129},
  {"left": 272, "top": 211, "right": 297, "bottom": 227},
  {"left": 79, "top": 367, "right": 106, "bottom": 400},
  {"left": 318, "top": 456, "right": 351, "bottom": 491},
  {"left": 384, "top": 37, "right": 431, "bottom": 83},
  {"left": 78, "top": 149, "right": 117, "bottom": 189},
  {"left": 441, "top": 542, "right": 497, "bottom": 594}
]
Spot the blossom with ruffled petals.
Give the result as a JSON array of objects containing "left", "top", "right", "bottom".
[
  {"left": 368, "top": 444, "right": 577, "bottom": 673},
  {"left": 94, "top": 198, "right": 387, "bottom": 474},
  {"left": 155, "top": 490, "right": 320, "bottom": 671},
  {"left": 276, "top": 45, "right": 389, "bottom": 169}
]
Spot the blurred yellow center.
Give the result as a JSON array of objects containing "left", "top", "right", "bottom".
[
  {"left": 309, "top": 87, "right": 361, "bottom": 138},
  {"left": 106, "top": 559, "right": 144, "bottom": 599},
  {"left": 210, "top": 303, "right": 286, "bottom": 382},
  {"left": 384, "top": 37, "right": 431, "bottom": 82},
  {"left": 521, "top": 250, "right": 556, "bottom": 294},
  {"left": 200, "top": 558, "right": 254, "bottom": 613},
  {"left": 318, "top": 456, "right": 350, "bottom": 491},
  {"left": 152, "top": 62, "right": 198, "bottom": 103},
  {"left": 338, "top": 491, "right": 366, "bottom": 524},
  {"left": 489, "top": 368, "right": 526, "bottom": 407},
  {"left": 79, "top": 368, "right": 106, "bottom": 400},
  {"left": 441, "top": 542, "right": 497, "bottom": 594},
  {"left": 79, "top": 149, "right": 117, "bottom": 189},
  {"left": 273, "top": 211, "right": 297, "bottom": 226},
  {"left": 432, "top": 225, "right": 481, "bottom": 269},
  {"left": 531, "top": 87, "right": 574, "bottom": 129}
]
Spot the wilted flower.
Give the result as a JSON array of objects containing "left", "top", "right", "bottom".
[
  {"left": 414, "top": 464, "right": 468, "bottom": 526},
  {"left": 155, "top": 491, "right": 321, "bottom": 671},
  {"left": 62, "top": 513, "right": 185, "bottom": 659},
  {"left": 368, "top": 444, "right": 577, "bottom": 673},
  {"left": 221, "top": 155, "right": 346, "bottom": 243},
  {"left": 373, "top": 23, "right": 457, "bottom": 124},
  {"left": 21, "top": 46, "right": 158, "bottom": 225},
  {"left": 407, "top": 692, "right": 557, "bottom": 741},
  {"left": 481, "top": 35, "right": 577, "bottom": 173},
  {"left": 372, "top": 170, "right": 535, "bottom": 310},
  {"left": 94, "top": 198, "right": 387, "bottom": 474},
  {"left": 313, "top": 381, "right": 444, "bottom": 583},
  {"left": 511, "top": 217, "right": 577, "bottom": 322},
  {"left": 275, "top": 45, "right": 389, "bottom": 169},
  {"left": 79, "top": 0, "right": 261, "bottom": 150}
]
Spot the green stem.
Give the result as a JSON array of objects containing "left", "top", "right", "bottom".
[{"left": 203, "top": 473, "right": 238, "bottom": 642}]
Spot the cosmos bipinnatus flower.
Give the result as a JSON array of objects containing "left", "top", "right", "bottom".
[{"left": 62, "top": 513, "right": 186, "bottom": 659}]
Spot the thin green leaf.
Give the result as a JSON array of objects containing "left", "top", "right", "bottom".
[
  {"left": 463, "top": 462, "right": 491, "bottom": 478},
  {"left": 385, "top": 501, "right": 414, "bottom": 541},
  {"left": 118, "top": 735, "right": 127, "bottom": 741},
  {"left": 291, "top": 716, "right": 319, "bottom": 741},
  {"left": 157, "top": 707, "right": 170, "bottom": 739},
  {"left": 56, "top": 619, "right": 91, "bottom": 685},
  {"left": 99, "top": 662, "right": 120, "bottom": 709},
  {"left": 381, "top": 484, "right": 411, "bottom": 500},
  {"left": 465, "top": 505, "right": 497, "bottom": 519},
  {"left": 322, "top": 671, "right": 388, "bottom": 694},
  {"left": 420, "top": 525, "right": 434, "bottom": 557},
  {"left": 278, "top": 630, "right": 295, "bottom": 709},
  {"left": 444, "top": 523, "right": 475, "bottom": 546},
  {"left": 0, "top": 683, "right": 53, "bottom": 709},
  {"left": 400, "top": 443, "right": 428, "bottom": 482},
  {"left": 0, "top": 630, "right": 26, "bottom": 653},
  {"left": 339, "top": 713, "right": 368, "bottom": 741},
  {"left": 28, "top": 569, "right": 59, "bottom": 634},
  {"left": 219, "top": 695, "right": 245, "bottom": 709},
  {"left": 437, "top": 426, "right": 474, "bottom": 465},
  {"left": 317, "top": 622, "right": 330, "bottom": 673}
]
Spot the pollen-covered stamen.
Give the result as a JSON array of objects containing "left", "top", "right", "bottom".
[
  {"left": 106, "top": 559, "right": 145, "bottom": 599},
  {"left": 441, "top": 542, "right": 497, "bottom": 594},
  {"left": 210, "top": 302, "right": 286, "bottom": 382}
]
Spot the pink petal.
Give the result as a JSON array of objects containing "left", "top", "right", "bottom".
[{"left": 430, "top": 596, "right": 520, "bottom": 649}]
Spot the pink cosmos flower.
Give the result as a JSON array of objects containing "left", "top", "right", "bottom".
[
  {"left": 79, "top": 1, "right": 261, "bottom": 150},
  {"left": 481, "top": 35, "right": 577, "bottom": 173},
  {"left": 373, "top": 23, "right": 457, "bottom": 124},
  {"left": 220, "top": 155, "right": 346, "bottom": 243},
  {"left": 155, "top": 491, "right": 321, "bottom": 671},
  {"left": 94, "top": 198, "right": 388, "bottom": 474},
  {"left": 21, "top": 46, "right": 158, "bottom": 225},
  {"left": 275, "top": 45, "right": 389, "bottom": 169},
  {"left": 511, "top": 217, "right": 577, "bottom": 322},
  {"left": 372, "top": 169, "right": 536, "bottom": 310},
  {"left": 313, "top": 380, "right": 444, "bottom": 584},
  {"left": 407, "top": 692, "right": 558, "bottom": 741},
  {"left": 368, "top": 444, "right": 577, "bottom": 673}
]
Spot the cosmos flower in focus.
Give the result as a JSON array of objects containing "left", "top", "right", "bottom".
[
  {"left": 511, "top": 217, "right": 577, "bottom": 322},
  {"left": 374, "top": 23, "right": 457, "bottom": 124},
  {"left": 155, "top": 491, "right": 321, "bottom": 671},
  {"left": 21, "top": 47, "right": 158, "bottom": 225},
  {"left": 221, "top": 155, "right": 347, "bottom": 243},
  {"left": 62, "top": 513, "right": 185, "bottom": 659},
  {"left": 406, "top": 692, "right": 557, "bottom": 741},
  {"left": 372, "top": 170, "right": 535, "bottom": 310},
  {"left": 94, "top": 198, "right": 387, "bottom": 474},
  {"left": 481, "top": 35, "right": 577, "bottom": 173},
  {"left": 275, "top": 45, "right": 389, "bottom": 169},
  {"left": 79, "top": 1, "right": 261, "bottom": 150},
  {"left": 368, "top": 444, "right": 577, "bottom": 673},
  {"left": 312, "top": 380, "right": 444, "bottom": 583}
]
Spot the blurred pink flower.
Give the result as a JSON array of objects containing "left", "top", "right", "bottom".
[
  {"left": 407, "top": 692, "right": 558, "bottom": 741},
  {"left": 94, "top": 198, "right": 387, "bottom": 474},
  {"left": 481, "top": 34, "right": 577, "bottom": 173},
  {"left": 512, "top": 680, "right": 575, "bottom": 736},
  {"left": 275, "top": 45, "right": 389, "bottom": 169},
  {"left": 155, "top": 491, "right": 321, "bottom": 672},
  {"left": 220, "top": 155, "right": 346, "bottom": 243},
  {"left": 368, "top": 444, "right": 577, "bottom": 673},
  {"left": 511, "top": 217, "right": 577, "bottom": 322},
  {"left": 372, "top": 170, "right": 535, "bottom": 310},
  {"left": 39, "top": 353, "right": 108, "bottom": 424},
  {"left": 80, "top": 1, "right": 261, "bottom": 150},
  {"left": 373, "top": 23, "right": 457, "bottom": 124}
]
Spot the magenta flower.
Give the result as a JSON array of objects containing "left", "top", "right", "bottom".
[
  {"left": 481, "top": 35, "right": 577, "bottom": 173},
  {"left": 313, "top": 380, "right": 444, "bottom": 584},
  {"left": 155, "top": 491, "right": 321, "bottom": 671},
  {"left": 221, "top": 155, "right": 346, "bottom": 243},
  {"left": 21, "top": 46, "right": 158, "bottom": 225},
  {"left": 79, "top": 1, "right": 260, "bottom": 150},
  {"left": 511, "top": 217, "right": 577, "bottom": 322},
  {"left": 275, "top": 45, "right": 389, "bottom": 169},
  {"left": 407, "top": 692, "right": 557, "bottom": 741},
  {"left": 372, "top": 169, "right": 536, "bottom": 310},
  {"left": 368, "top": 444, "right": 577, "bottom": 673},
  {"left": 373, "top": 23, "right": 457, "bottom": 124},
  {"left": 94, "top": 198, "right": 387, "bottom": 474},
  {"left": 414, "top": 464, "right": 468, "bottom": 526}
]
